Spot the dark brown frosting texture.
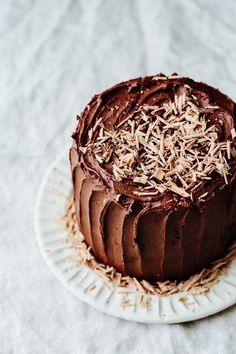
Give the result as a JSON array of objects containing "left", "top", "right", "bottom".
[{"left": 70, "top": 74, "right": 236, "bottom": 281}]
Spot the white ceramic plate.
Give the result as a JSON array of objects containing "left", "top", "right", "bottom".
[{"left": 35, "top": 153, "right": 236, "bottom": 324}]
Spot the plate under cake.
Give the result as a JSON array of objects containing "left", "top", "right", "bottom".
[
  {"left": 70, "top": 74, "right": 236, "bottom": 281},
  {"left": 35, "top": 152, "right": 236, "bottom": 323}
]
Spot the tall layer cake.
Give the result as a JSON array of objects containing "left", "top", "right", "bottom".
[{"left": 70, "top": 74, "right": 236, "bottom": 281}]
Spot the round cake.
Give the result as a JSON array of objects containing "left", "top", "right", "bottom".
[{"left": 70, "top": 74, "right": 236, "bottom": 281}]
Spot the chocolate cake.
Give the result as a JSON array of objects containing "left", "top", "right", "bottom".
[{"left": 70, "top": 74, "right": 236, "bottom": 281}]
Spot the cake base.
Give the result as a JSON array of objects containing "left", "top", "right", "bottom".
[
  {"left": 35, "top": 153, "right": 236, "bottom": 324},
  {"left": 65, "top": 198, "right": 236, "bottom": 297}
]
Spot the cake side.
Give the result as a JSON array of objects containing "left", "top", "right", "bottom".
[{"left": 70, "top": 74, "right": 236, "bottom": 281}]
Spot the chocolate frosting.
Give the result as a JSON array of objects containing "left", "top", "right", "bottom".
[{"left": 70, "top": 74, "right": 236, "bottom": 281}]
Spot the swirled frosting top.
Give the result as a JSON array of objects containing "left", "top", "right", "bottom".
[{"left": 72, "top": 74, "right": 236, "bottom": 206}]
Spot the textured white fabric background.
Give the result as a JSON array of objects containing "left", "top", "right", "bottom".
[{"left": 1, "top": 0, "right": 236, "bottom": 353}]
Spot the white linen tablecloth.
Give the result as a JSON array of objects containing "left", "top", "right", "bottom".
[{"left": 1, "top": 0, "right": 236, "bottom": 353}]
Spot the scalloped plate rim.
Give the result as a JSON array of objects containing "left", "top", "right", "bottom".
[{"left": 35, "top": 152, "right": 236, "bottom": 324}]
